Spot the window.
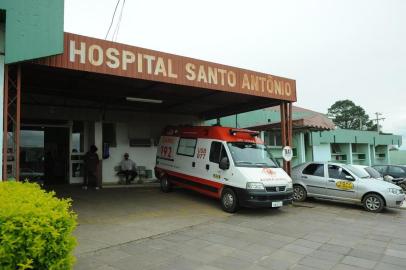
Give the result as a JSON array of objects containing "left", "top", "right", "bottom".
[
  {"left": 209, "top": 142, "right": 228, "bottom": 164},
  {"left": 302, "top": 163, "right": 324, "bottom": 177},
  {"left": 373, "top": 165, "right": 387, "bottom": 175},
  {"left": 265, "top": 131, "right": 282, "bottom": 146},
  {"left": 388, "top": 166, "right": 406, "bottom": 175},
  {"left": 328, "top": 165, "right": 353, "bottom": 180},
  {"left": 72, "top": 122, "right": 84, "bottom": 152},
  {"left": 177, "top": 138, "right": 197, "bottom": 157},
  {"left": 102, "top": 123, "right": 116, "bottom": 147},
  {"left": 227, "top": 142, "right": 278, "bottom": 167}
]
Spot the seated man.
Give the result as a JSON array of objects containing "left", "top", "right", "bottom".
[{"left": 118, "top": 153, "right": 137, "bottom": 184}]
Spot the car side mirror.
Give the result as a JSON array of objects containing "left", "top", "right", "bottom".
[{"left": 219, "top": 157, "right": 230, "bottom": 170}]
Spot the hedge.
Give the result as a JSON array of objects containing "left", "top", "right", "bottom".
[{"left": 0, "top": 182, "right": 77, "bottom": 270}]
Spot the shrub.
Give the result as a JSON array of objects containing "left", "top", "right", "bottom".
[{"left": 0, "top": 182, "right": 77, "bottom": 270}]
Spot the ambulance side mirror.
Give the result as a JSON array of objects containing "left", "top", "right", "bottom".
[{"left": 219, "top": 157, "right": 230, "bottom": 170}]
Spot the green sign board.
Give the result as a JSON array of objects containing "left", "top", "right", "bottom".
[{"left": 0, "top": 0, "right": 64, "bottom": 64}]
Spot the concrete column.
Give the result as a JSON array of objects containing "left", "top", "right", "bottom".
[
  {"left": 299, "top": 132, "right": 306, "bottom": 163},
  {"left": 0, "top": 23, "right": 5, "bottom": 180},
  {"left": 94, "top": 121, "right": 103, "bottom": 186},
  {"left": 371, "top": 145, "right": 376, "bottom": 165},
  {"left": 367, "top": 144, "right": 372, "bottom": 166},
  {"left": 260, "top": 131, "right": 265, "bottom": 142},
  {"left": 348, "top": 143, "right": 353, "bottom": 164},
  {"left": 386, "top": 145, "right": 391, "bottom": 164}
]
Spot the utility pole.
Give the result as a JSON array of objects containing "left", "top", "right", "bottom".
[{"left": 372, "top": 112, "right": 385, "bottom": 133}]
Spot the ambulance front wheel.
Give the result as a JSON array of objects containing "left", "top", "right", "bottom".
[
  {"left": 221, "top": 187, "right": 239, "bottom": 213},
  {"left": 160, "top": 175, "right": 172, "bottom": 193}
]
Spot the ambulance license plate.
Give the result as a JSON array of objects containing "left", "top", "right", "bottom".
[{"left": 272, "top": 201, "right": 283, "bottom": 207}]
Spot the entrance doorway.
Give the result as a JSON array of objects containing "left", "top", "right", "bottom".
[{"left": 20, "top": 125, "right": 70, "bottom": 185}]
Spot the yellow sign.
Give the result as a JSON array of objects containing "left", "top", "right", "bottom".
[{"left": 336, "top": 181, "right": 354, "bottom": 190}]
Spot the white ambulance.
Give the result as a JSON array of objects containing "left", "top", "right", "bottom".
[{"left": 154, "top": 126, "right": 293, "bottom": 212}]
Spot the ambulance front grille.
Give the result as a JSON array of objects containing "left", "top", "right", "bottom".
[{"left": 265, "top": 186, "right": 286, "bottom": 192}]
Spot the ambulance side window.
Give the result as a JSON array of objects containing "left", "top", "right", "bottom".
[
  {"left": 209, "top": 142, "right": 228, "bottom": 164},
  {"left": 177, "top": 138, "right": 197, "bottom": 157}
]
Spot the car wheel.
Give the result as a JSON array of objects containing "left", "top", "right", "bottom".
[
  {"left": 363, "top": 194, "right": 384, "bottom": 213},
  {"left": 221, "top": 188, "right": 239, "bottom": 213},
  {"left": 160, "top": 175, "right": 172, "bottom": 193},
  {"left": 293, "top": 185, "right": 307, "bottom": 202}
]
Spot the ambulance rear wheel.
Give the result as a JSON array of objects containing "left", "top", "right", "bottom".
[
  {"left": 221, "top": 188, "right": 239, "bottom": 213},
  {"left": 160, "top": 175, "right": 172, "bottom": 193}
]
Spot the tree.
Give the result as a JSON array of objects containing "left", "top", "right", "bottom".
[{"left": 327, "top": 100, "right": 376, "bottom": 130}]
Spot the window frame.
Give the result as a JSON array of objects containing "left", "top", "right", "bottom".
[
  {"left": 176, "top": 137, "right": 197, "bottom": 157},
  {"left": 328, "top": 164, "right": 354, "bottom": 180},
  {"left": 102, "top": 122, "right": 117, "bottom": 148},
  {"left": 302, "top": 163, "right": 325, "bottom": 177},
  {"left": 209, "top": 141, "right": 228, "bottom": 164}
]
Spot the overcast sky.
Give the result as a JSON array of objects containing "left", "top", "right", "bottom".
[{"left": 65, "top": 0, "right": 406, "bottom": 147}]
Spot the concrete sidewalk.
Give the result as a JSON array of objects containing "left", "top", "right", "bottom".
[
  {"left": 71, "top": 194, "right": 406, "bottom": 270},
  {"left": 54, "top": 186, "right": 229, "bottom": 256}
]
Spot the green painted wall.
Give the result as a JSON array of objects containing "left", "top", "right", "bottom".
[
  {"left": 390, "top": 150, "right": 406, "bottom": 165},
  {"left": 206, "top": 107, "right": 315, "bottom": 128},
  {"left": 310, "top": 129, "right": 402, "bottom": 147},
  {"left": 0, "top": 0, "right": 64, "bottom": 64}
]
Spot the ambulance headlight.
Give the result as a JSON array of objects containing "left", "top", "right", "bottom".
[
  {"left": 287, "top": 182, "right": 293, "bottom": 189},
  {"left": 246, "top": 182, "right": 265, "bottom": 190}
]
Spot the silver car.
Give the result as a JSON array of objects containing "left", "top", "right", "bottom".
[{"left": 292, "top": 162, "right": 405, "bottom": 212}]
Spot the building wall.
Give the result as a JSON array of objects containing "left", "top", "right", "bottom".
[
  {"left": 312, "top": 144, "right": 332, "bottom": 162},
  {"left": 23, "top": 104, "right": 198, "bottom": 184},
  {"left": 390, "top": 150, "right": 406, "bottom": 165}
]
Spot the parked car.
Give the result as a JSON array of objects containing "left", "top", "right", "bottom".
[
  {"left": 351, "top": 165, "right": 383, "bottom": 180},
  {"left": 155, "top": 126, "right": 293, "bottom": 213},
  {"left": 372, "top": 165, "right": 406, "bottom": 179},
  {"left": 292, "top": 162, "right": 405, "bottom": 212}
]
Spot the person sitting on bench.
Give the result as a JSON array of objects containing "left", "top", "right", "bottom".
[{"left": 118, "top": 153, "right": 137, "bottom": 184}]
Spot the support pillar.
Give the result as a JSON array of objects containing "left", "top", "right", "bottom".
[
  {"left": 94, "top": 121, "right": 103, "bottom": 187},
  {"left": 280, "top": 102, "right": 293, "bottom": 175},
  {"left": 2, "top": 64, "right": 21, "bottom": 180},
  {"left": 0, "top": 23, "right": 4, "bottom": 180}
]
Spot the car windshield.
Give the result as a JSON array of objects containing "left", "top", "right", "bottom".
[
  {"left": 346, "top": 165, "right": 370, "bottom": 178},
  {"left": 227, "top": 142, "right": 278, "bottom": 168},
  {"left": 364, "top": 167, "right": 382, "bottom": 179}
]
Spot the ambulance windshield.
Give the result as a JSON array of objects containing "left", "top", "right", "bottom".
[{"left": 227, "top": 142, "right": 279, "bottom": 168}]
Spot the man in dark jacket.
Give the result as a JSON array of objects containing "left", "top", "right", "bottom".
[{"left": 83, "top": 145, "right": 100, "bottom": 190}]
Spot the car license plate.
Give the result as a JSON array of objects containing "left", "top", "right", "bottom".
[{"left": 272, "top": 201, "right": 283, "bottom": 207}]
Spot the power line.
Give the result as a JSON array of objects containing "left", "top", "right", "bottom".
[
  {"left": 105, "top": 0, "right": 121, "bottom": 40},
  {"left": 112, "top": 0, "right": 126, "bottom": 41}
]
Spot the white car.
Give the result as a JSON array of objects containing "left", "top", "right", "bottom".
[{"left": 292, "top": 162, "right": 405, "bottom": 212}]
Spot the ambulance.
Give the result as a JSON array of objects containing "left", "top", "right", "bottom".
[{"left": 154, "top": 126, "right": 293, "bottom": 212}]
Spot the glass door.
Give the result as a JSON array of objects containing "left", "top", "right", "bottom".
[{"left": 70, "top": 121, "right": 87, "bottom": 184}]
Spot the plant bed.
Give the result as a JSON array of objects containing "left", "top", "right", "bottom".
[{"left": 0, "top": 181, "right": 77, "bottom": 270}]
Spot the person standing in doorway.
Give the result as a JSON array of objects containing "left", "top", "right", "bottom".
[
  {"left": 83, "top": 145, "right": 100, "bottom": 190},
  {"left": 119, "top": 153, "right": 137, "bottom": 184}
]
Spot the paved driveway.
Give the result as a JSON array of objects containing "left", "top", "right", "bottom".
[{"left": 66, "top": 187, "right": 406, "bottom": 270}]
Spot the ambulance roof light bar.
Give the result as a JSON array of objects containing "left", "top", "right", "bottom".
[
  {"left": 229, "top": 129, "right": 260, "bottom": 137},
  {"left": 126, "top": 97, "right": 163, "bottom": 104}
]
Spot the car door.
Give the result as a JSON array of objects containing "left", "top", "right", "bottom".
[
  {"left": 326, "top": 164, "right": 357, "bottom": 201},
  {"left": 207, "top": 141, "right": 232, "bottom": 186},
  {"left": 300, "top": 163, "right": 327, "bottom": 196}
]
